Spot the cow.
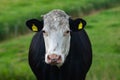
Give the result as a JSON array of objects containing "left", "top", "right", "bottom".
[{"left": 26, "top": 9, "right": 92, "bottom": 80}]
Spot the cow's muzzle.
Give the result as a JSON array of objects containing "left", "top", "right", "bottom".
[{"left": 47, "top": 54, "right": 62, "bottom": 65}]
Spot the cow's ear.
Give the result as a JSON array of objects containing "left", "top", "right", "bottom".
[
  {"left": 26, "top": 19, "right": 43, "bottom": 32},
  {"left": 69, "top": 18, "right": 86, "bottom": 31}
]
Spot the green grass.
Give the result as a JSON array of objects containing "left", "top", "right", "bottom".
[
  {"left": 0, "top": 6, "right": 120, "bottom": 80},
  {"left": 85, "top": 7, "right": 120, "bottom": 80},
  {"left": 0, "top": 0, "right": 120, "bottom": 41},
  {"left": 0, "top": 33, "right": 36, "bottom": 80}
]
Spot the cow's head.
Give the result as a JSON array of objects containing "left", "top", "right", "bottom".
[{"left": 26, "top": 10, "right": 86, "bottom": 67}]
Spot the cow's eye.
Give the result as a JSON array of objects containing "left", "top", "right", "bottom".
[
  {"left": 64, "top": 30, "right": 70, "bottom": 36},
  {"left": 65, "top": 30, "right": 70, "bottom": 34},
  {"left": 42, "top": 30, "right": 46, "bottom": 33},
  {"left": 42, "top": 30, "right": 48, "bottom": 36}
]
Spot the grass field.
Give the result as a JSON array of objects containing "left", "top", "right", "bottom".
[
  {"left": 0, "top": 0, "right": 120, "bottom": 41},
  {"left": 0, "top": 6, "right": 120, "bottom": 80},
  {"left": 85, "top": 7, "right": 120, "bottom": 80}
]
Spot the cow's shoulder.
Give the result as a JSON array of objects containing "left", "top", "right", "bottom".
[
  {"left": 68, "top": 30, "right": 92, "bottom": 73},
  {"left": 30, "top": 31, "right": 44, "bottom": 48},
  {"left": 29, "top": 31, "right": 45, "bottom": 64}
]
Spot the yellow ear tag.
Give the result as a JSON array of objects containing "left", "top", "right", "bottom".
[
  {"left": 32, "top": 24, "right": 38, "bottom": 31},
  {"left": 78, "top": 22, "right": 83, "bottom": 30}
]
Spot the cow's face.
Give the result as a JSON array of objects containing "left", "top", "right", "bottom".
[
  {"left": 26, "top": 10, "right": 86, "bottom": 67},
  {"left": 43, "top": 11, "right": 71, "bottom": 67}
]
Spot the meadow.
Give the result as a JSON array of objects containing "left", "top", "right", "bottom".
[
  {"left": 0, "top": 6, "right": 120, "bottom": 80},
  {"left": 85, "top": 7, "right": 120, "bottom": 80},
  {"left": 0, "top": 0, "right": 120, "bottom": 41},
  {"left": 0, "top": 0, "right": 120, "bottom": 80}
]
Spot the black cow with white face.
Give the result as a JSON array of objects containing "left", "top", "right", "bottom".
[{"left": 26, "top": 9, "right": 92, "bottom": 80}]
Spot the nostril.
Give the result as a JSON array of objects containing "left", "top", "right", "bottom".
[
  {"left": 57, "top": 55, "right": 61, "bottom": 60},
  {"left": 47, "top": 55, "right": 50, "bottom": 60}
]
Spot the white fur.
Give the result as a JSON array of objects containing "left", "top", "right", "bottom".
[{"left": 42, "top": 10, "right": 71, "bottom": 67}]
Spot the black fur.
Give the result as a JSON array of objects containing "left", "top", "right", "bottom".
[
  {"left": 26, "top": 19, "right": 43, "bottom": 32},
  {"left": 28, "top": 30, "right": 92, "bottom": 80},
  {"left": 69, "top": 18, "right": 86, "bottom": 31}
]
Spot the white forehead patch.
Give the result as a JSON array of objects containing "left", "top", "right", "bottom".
[
  {"left": 43, "top": 9, "right": 69, "bottom": 19},
  {"left": 43, "top": 9, "right": 70, "bottom": 31}
]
